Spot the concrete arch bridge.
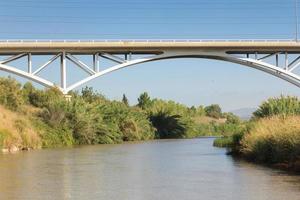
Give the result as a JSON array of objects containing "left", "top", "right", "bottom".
[{"left": 0, "top": 40, "right": 300, "bottom": 94}]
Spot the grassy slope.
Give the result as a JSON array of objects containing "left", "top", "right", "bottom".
[{"left": 0, "top": 105, "right": 42, "bottom": 151}]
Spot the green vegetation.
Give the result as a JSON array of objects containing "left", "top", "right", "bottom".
[
  {"left": 205, "top": 104, "right": 222, "bottom": 119},
  {"left": 241, "top": 116, "right": 300, "bottom": 164},
  {"left": 0, "top": 77, "right": 240, "bottom": 152},
  {"left": 213, "top": 137, "right": 233, "bottom": 148},
  {"left": 122, "top": 94, "right": 129, "bottom": 106},
  {"left": 149, "top": 111, "right": 186, "bottom": 139},
  {"left": 137, "top": 92, "right": 152, "bottom": 109},
  {"left": 214, "top": 96, "right": 300, "bottom": 172},
  {"left": 0, "top": 77, "right": 24, "bottom": 110},
  {"left": 253, "top": 95, "right": 300, "bottom": 118}
]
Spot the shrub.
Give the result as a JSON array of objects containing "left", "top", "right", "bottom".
[
  {"left": 223, "top": 112, "right": 241, "bottom": 124},
  {"left": 39, "top": 99, "right": 68, "bottom": 128},
  {"left": 122, "top": 94, "right": 129, "bottom": 106},
  {"left": 137, "top": 92, "right": 152, "bottom": 109},
  {"left": 205, "top": 104, "right": 222, "bottom": 119},
  {"left": 22, "top": 82, "right": 35, "bottom": 104},
  {"left": 98, "top": 101, "right": 155, "bottom": 142},
  {"left": 253, "top": 96, "right": 300, "bottom": 118},
  {"left": 28, "top": 87, "right": 63, "bottom": 107},
  {"left": 40, "top": 126, "right": 74, "bottom": 148},
  {"left": 213, "top": 121, "right": 250, "bottom": 152},
  {"left": 81, "top": 86, "right": 106, "bottom": 104},
  {"left": 213, "top": 137, "right": 233, "bottom": 148},
  {"left": 150, "top": 111, "right": 187, "bottom": 139},
  {"left": 0, "top": 77, "right": 23, "bottom": 110},
  {"left": 64, "top": 97, "right": 99, "bottom": 144}
]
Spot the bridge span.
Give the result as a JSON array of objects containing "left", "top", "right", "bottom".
[{"left": 0, "top": 40, "right": 300, "bottom": 94}]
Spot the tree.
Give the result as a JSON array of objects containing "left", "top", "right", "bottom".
[
  {"left": 205, "top": 104, "right": 222, "bottom": 119},
  {"left": 81, "top": 87, "right": 95, "bottom": 103},
  {"left": 81, "top": 86, "right": 106, "bottom": 103},
  {"left": 22, "top": 82, "right": 35, "bottom": 103},
  {"left": 0, "top": 77, "right": 24, "bottom": 110},
  {"left": 196, "top": 105, "right": 206, "bottom": 116},
  {"left": 137, "top": 92, "right": 152, "bottom": 109},
  {"left": 223, "top": 112, "right": 241, "bottom": 124},
  {"left": 150, "top": 111, "right": 186, "bottom": 139},
  {"left": 122, "top": 94, "right": 129, "bottom": 106}
]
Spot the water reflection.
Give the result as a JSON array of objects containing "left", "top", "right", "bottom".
[{"left": 0, "top": 138, "right": 299, "bottom": 200}]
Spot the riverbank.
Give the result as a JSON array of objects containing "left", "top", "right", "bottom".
[
  {"left": 214, "top": 116, "right": 300, "bottom": 173},
  {"left": 214, "top": 96, "right": 300, "bottom": 173},
  {"left": 0, "top": 77, "right": 237, "bottom": 152},
  {"left": 0, "top": 105, "right": 41, "bottom": 153}
]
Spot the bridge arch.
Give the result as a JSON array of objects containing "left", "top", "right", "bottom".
[
  {"left": 65, "top": 51, "right": 300, "bottom": 93},
  {"left": 0, "top": 44, "right": 299, "bottom": 94}
]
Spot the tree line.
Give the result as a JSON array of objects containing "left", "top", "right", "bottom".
[{"left": 0, "top": 77, "right": 240, "bottom": 149}]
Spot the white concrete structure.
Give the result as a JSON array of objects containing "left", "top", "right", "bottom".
[{"left": 0, "top": 40, "right": 300, "bottom": 94}]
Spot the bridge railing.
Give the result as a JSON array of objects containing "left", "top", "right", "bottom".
[{"left": 0, "top": 39, "right": 297, "bottom": 43}]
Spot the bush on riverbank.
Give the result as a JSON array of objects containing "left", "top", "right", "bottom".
[
  {"left": 36, "top": 88, "right": 155, "bottom": 145},
  {"left": 212, "top": 123, "right": 248, "bottom": 149},
  {"left": 0, "top": 77, "right": 24, "bottom": 111},
  {"left": 137, "top": 94, "right": 237, "bottom": 139},
  {"left": 241, "top": 116, "right": 300, "bottom": 165},
  {"left": 253, "top": 95, "right": 300, "bottom": 118},
  {"left": 140, "top": 97, "right": 199, "bottom": 138},
  {"left": 149, "top": 111, "right": 187, "bottom": 139},
  {"left": 213, "top": 137, "right": 233, "bottom": 148},
  {"left": 214, "top": 96, "right": 300, "bottom": 172}
]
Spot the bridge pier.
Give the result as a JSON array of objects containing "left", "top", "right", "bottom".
[
  {"left": 60, "top": 52, "right": 67, "bottom": 92},
  {"left": 64, "top": 94, "right": 72, "bottom": 102}
]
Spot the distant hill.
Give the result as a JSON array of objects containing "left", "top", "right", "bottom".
[{"left": 230, "top": 107, "right": 257, "bottom": 120}]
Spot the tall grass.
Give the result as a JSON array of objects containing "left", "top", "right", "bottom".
[
  {"left": 213, "top": 137, "right": 233, "bottom": 148},
  {"left": 253, "top": 96, "right": 300, "bottom": 118},
  {"left": 0, "top": 106, "right": 41, "bottom": 150},
  {"left": 241, "top": 115, "right": 300, "bottom": 164}
]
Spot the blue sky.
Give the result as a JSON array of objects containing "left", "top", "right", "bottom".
[{"left": 0, "top": 0, "right": 300, "bottom": 111}]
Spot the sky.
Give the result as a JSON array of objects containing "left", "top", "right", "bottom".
[{"left": 0, "top": 0, "right": 300, "bottom": 111}]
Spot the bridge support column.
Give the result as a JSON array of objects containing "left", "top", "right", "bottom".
[
  {"left": 285, "top": 52, "right": 289, "bottom": 70},
  {"left": 93, "top": 53, "right": 99, "bottom": 72},
  {"left": 28, "top": 53, "right": 32, "bottom": 74},
  {"left": 60, "top": 51, "right": 67, "bottom": 93}
]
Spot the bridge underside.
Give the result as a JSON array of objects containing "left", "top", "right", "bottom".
[{"left": 0, "top": 41, "right": 300, "bottom": 94}]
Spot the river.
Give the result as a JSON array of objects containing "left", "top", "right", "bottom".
[{"left": 0, "top": 138, "right": 299, "bottom": 200}]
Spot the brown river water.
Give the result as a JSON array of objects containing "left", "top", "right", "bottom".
[{"left": 0, "top": 138, "right": 300, "bottom": 200}]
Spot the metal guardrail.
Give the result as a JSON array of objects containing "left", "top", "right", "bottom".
[{"left": 0, "top": 39, "right": 297, "bottom": 43}]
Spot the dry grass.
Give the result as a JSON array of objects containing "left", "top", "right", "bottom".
[
  {"left": 0, "top": 105, "right": 41, "bottom": 151},
  {"left": 193, "top": 116, "right": 226, "bottom": 124},
  {"left": 241, "top": 115, "right": 300, "bottom": 164}
]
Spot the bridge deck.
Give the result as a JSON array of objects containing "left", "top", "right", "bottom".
[{"left": 0, "top": 40, "right": 300, "bottom": 54}]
